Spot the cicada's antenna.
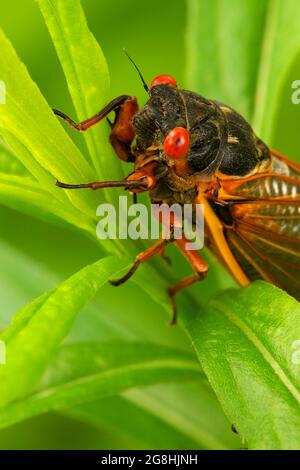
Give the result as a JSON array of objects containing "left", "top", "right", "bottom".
[{"left": 123, "top": 48, "right": 150, "bottom": 94}]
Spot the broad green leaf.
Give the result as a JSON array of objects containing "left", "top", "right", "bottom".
[
  {"left": 185, "top": 0, "right": 268, "bottom": 120},
  {"left": 38, "top": 0, "right": 125, "bottom": 203},
  {"left": 0, "top": 341, "right": 201, "bottom": 430},
  {"left": 253, "top": 0, "right": 300, "bottom": 141},
  {"left": 186, "top": 281, "right": 300, "bottom": 450},
  {"left": 0, "top": 255, "right": 130, "bottom": 409}
]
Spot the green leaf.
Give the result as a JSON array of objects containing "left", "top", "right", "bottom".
[
  {"left": 186, "top": 281, "right": 300, "bottom": 450},
  {"left": 69, "top": 395, "right": 201, "bottom": 450},
  {"left": 0, "top": 228, "right": 240, "bottom": 449},
  {"left": 253, "top": 0, "right": 300, "bottom": 141},
  {"left": 0, "top": 256, "right": 130, "bottom": 409},
  {"left": 0, "top": 173, "right": 95, "bottom": 236},
  {"left": 0, "top": 27, "right": 101, "bottom": 219},
  {"left": 185, "top": 0, "right": 300, "bottom": 142},
  {"left": 0, "top": 131, "right": 67, "bottom": 206},
  {"left": 123, "top": 383, "right": 241, "bottom": 450},
  {"left": 38, "top": 0, "right": 125, "bottom": 202},
  {"left": 0, "top": 341, "right": 201, "bottom": 431},
  {"left": 37, "top": 0, "right": 132, "bottom": 257},
  {"left": 0, "top": 141, "right": 28, "bottom": 176},
  {"left": 69, "top": 382, "right": 241, "bottom": 450},
  {"left": 185, "top": 0, "right": 268, "bottom": 120}
]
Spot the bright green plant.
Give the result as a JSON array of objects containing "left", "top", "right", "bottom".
[{"left": 0, "top": 0, "right": 300, "bottom": 450}]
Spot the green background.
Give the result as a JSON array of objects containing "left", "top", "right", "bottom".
[{"left": 0, "top": 0, "right": 300, "bottom": 449}]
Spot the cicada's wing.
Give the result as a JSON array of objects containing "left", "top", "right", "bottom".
[{"left": 218, "top": 152, "right": 300, "bottom": 300}]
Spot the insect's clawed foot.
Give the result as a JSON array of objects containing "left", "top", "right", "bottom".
[
  {"left": 109, "top": 261, "right": 139, "bottom": 286},
  {"left": 56, "top": 180, "right": 82, "bottom": 189}
]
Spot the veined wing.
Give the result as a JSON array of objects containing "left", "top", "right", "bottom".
[{"left": 217, "top": 151, "right": 300, "bottom": 300}]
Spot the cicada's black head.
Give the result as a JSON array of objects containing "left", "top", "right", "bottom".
[
  {"left": 132, "top": 77, "right": 228, "bottom": 181},
  {"left": 133, "top": 84, "right": 186, "bottom": 150}
]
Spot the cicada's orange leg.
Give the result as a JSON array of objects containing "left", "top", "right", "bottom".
[
  {"left": 197, "top": 191, "right": 250, "bottom": 287},
  {"left": 168, "top": 237, "right": 208, "bottom": 325},
  {"left": 110, "top": 233, "right": 208, "bottom": 325},
  {"left": 110, "top": 237, "right": 173, "bottom": 286}
]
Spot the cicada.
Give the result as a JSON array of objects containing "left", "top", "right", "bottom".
[{"left": 54, "top": 67, "right": 300, "bottom": 324}]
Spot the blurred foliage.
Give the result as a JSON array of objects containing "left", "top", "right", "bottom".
[{"left": 0, "top": 0, "right": 300, "bottom": 450}]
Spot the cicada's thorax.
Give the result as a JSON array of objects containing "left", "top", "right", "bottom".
[{"left": 132, "top": 85, "right": 272, "bottom": 207}]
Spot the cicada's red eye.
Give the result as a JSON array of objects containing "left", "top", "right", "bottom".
[
  {"left": 163, "top": 127, "right": 190, "bottom": 159},
  {"left": 150, "top": 74, "right": 177, "bottom": 88}
]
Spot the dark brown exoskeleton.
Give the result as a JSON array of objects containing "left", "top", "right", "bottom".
[{"left": 54, "top": 68, "right": 300, "bottom": 324}]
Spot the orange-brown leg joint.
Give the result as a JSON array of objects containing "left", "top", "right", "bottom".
[
  {"left": 110, "top": 97, "right": 138, "bottom": 162},
  {"left": 175, "top": 237, "right": 208, "bottom": 274},
  {"left": 53, "top": 95, "right": 138, "bottom": 163}
]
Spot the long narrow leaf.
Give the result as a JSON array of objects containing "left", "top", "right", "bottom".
[
  {"left": 253, "top": 0, "right": 300, "bottom": 140},
  {"left": 38, "top": 0, "right": 125, "bottom": 201},
  {"left": 185, "top": 0, "right": 268, "bottom": 120},
  {"left": 69, "top": 395, "right": 202, "bottom": 450},
  {"left": 0, "top": 27, "right": 100, "bottom": 218},
  {"left": 0, "top": 341, "right": 201, "bottom": 431},
  {"left": 0, "top": 256, "right": 130, "bottom": 409},
  {"left": 0, "top": 141, "right": 29, "bottom": 176}
]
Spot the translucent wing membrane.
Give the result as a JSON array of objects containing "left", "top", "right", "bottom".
[{"left": 218, "top": 153, "right": 300, "bottom": 300}]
